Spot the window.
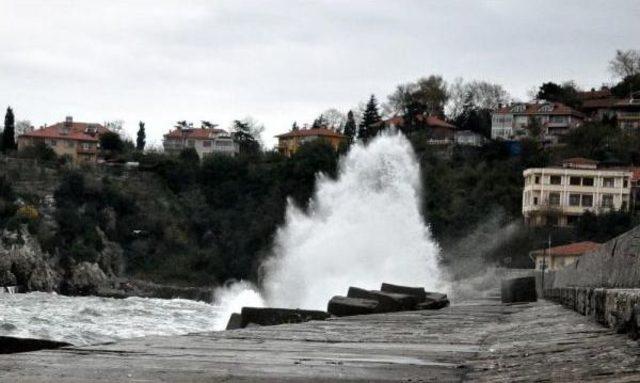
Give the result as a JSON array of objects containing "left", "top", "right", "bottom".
[
  {"left": 549, "top": 193, "right": 560, "bottom": 206},
  {"left": 581, "top": 194, "right": 593, "bottom": 207},
  {"left": 203, "top": 140, "right": 212, "bottom": 147},
  {"left": 569, "top": 194, "right": 580, "bottom": 206},
  {"left": 569, "top": 177, "right": 581, "bottom": 186},
  {"left": 48, "top": 139, "right": 57, "bottom": 146},
  {"left": 602, "top": 194, "right": 613, "bottom": 208},
  {"left": 533, "top": 197, "right": 539, "bottom": 205},
  {"left": 535, "top": 176, "right": 540, "bottom": 184},
  {"left": 603, "top": 177, "right": 614, "bottom": 188},
  {"left": 582, "top": 177, "right": 594, "bottom": 186},
  {"left": 188, "top": 140, "right": 195, "bottom": 147},
  {"left": 539, "top": 104, "right": 554, "bottom": 112},
  {"left": 624, "top": 178, "right": 629, "bottom": 188},
  {"left": 511, "top": 104, "right": 526, "bottom": 113},
  {"left": 550, "top": 176, "right": 562, "bottom": 185}
]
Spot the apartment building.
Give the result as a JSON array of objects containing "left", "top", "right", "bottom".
[
  {"left": 522, "top": 158, "right": 633, "bottom": 226},
  {"left": 580, "top": 91, "right": 640, "bottom": 131},
  {"left": 17, "top": 116, "right": 110, "bottom": 163},
  {"left": 491, "top": 102, "right": 584, "bottom": 143},
  {"left": 163, "top": 127, "right": 238, "bottom": 157}
]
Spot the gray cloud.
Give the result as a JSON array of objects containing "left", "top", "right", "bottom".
[{"left": 0, "top": 0, "right": 638, "bottom": 147}]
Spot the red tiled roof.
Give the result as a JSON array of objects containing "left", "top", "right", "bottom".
[
  {"left": 164, "top": 128, "right": 229, "bottom": 140},
  {"left": 375, "top": 114, "right": 457, "bottom": 129},
  {"left": 20, "top": 122, "right": 109, "bottom": 142},
  {"left": 275, "top": 128, "right": 346, "bottom": 139},
  {"left": 577, "top": 89, "right": 612, "bottom": 100},
  {"left": 628, "top": 167, "right": 640, "bottom": 182},
  {"left": 494, "top": 102, "right": 584, "bottom": 118},
  {"left": 582, "top": 97, "right": 640, "bottom": 110},
  {"left": 535, "top": 241, "right": 601, "bottom": 257}
]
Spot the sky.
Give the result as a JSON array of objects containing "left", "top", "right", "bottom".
[{"left": 0, "top": 0, "right": 638, "bottom": 148}]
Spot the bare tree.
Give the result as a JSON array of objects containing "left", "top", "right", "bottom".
[
  {"left": 609, "top": 49, "right": 640, "bottom": 78},
  {"left": 15, "top": 120, "right": 33, "bottom": 135},
  {"left": 447, "top": 79, "right": 511, "bottom": 119},
  {"left": 320, "top": 108, "right": 347, "bottom": 130}
]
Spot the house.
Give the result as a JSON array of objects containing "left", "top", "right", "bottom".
[
  {"left": 491, "top": 102, "right": 584, "bottom": 143},
  {"left": 454, "top": 130, "right": 487, "bottom": 146},
  {"left": 530, "top": 241, "right": 601, "bottom": 271},
  {"left": 17, "top": 116, "right": 110, "bottom": 163},
  {"left": 275, "top": 127, "right": 346, "bottom": 157},
  {"left": 580, "top": 91, "right": 640, "bottom": 131},
  {"left": 522, "top": 158, "right": 633, "bottom": 227},
  {"left": 163, "top": 127, "right": 239, "bottom": 158},
  {"left": 374, "top": 114, "right": 457, "bottom": 145}
]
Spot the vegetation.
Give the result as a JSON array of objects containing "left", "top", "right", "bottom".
[
  {"left": 2, "top": 107, "right": 16, "bottom": 152},
  {"left": 136, "top": 121, "right": 146, "bottom": 151}
]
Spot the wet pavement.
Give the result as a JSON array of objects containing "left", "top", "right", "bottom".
[{"left": 1, "top": 299, "right": 639, "bottom": 382}]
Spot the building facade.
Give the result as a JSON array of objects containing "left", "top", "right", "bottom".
[
  {"left": 17, "top": 117, "right": 109, "bottom": 163},
  {"left": 275, "top": 128, "right": 346, "bottom": 157},
  {"left": 580, "top": 92, "right": 640, "bottom": 131},
  {"left": 530, "top": 241, "right": 601, "bottom": 271},
  {"left": 163, "top": 127, "right": 239, "bottom": 157},
  {"left": 454, "top": 130, "right": 487, "bottom": 146},
  {"left": 522, "top": 158, "right": 633, "bottom": 226},
  {"left": 491, "top": 102, "right": 584, "bottom": 143}
]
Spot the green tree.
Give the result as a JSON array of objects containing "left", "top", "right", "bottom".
[
  {"left": 232, "top": 119, "right": 262, "bottom": 155},
  {"left": 536, "top": 81, "right": 581, "bottom": 109},
  {"left": 100, "top": 131, "right": 125, "bottom": 153},
  {"left": 343, "top": 110, "right": 357, "bottom": 144},
  {"left": 2, "top": 107, "right": 16, "bottom": 152},
  {"left": 136, "top": 121, "right": 146, "bottom": 151},
  {"left": 611, "top": 74, "right": 640, "bottom": 98},
  {"left": 358, "top": 95, "right": 382, "bottom": 142},
  {"left": 311, "top": 114, "right": 326, "bottom": 129},
  {"left": 291, "top": 121, "right": 299, "bottom": 131}
]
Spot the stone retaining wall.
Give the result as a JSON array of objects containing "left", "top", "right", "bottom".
[{"left": 544, "top": 287, "right": 639, "bottom": 340}]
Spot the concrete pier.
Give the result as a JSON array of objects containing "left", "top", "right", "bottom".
[{"left": 2, "top": 299, "right": 639, "bottom": 382}]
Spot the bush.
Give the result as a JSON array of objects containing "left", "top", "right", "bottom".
[{"left": 17, "top": 142, "right": 58, "bottom": 163}]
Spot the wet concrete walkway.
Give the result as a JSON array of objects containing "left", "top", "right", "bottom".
[{"left": 1, "top": 299, "right": 639, "bottom": 382}]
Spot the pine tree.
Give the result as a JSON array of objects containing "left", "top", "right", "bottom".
[
  {"left": 312, "top": 114, "right": 326, "bottom": 129},
  {"left": 2, "top": 107, "right": 16, "bottom": 152},
  {"left": 136, "top": 121, "right": 146, "bottom": 151},
  {"left": 292, "top": 121, "right": 299, "bottom": 131},
  {"left": 343, "top": 110, "right": 356, "bottom": 143},
  {"left": 358, "top": 95, "right": 382, "bottom": 142}
]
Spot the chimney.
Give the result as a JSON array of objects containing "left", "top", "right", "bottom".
[{"left": 64, "top": 116, "right": 73, "bottom": 127}]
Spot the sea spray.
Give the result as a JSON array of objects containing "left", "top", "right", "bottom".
[
  {"left": 212, "top": 281, "right": 264, "bottom": 330},
  {"left": 262, "top": 132, "right": 441, "bottom": 310},
  {"left": 212, "top": 132, "right": 443, "bottom": 320}
]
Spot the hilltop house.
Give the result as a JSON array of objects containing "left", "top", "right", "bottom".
[
  {"left": 580, "top": 89, "right": 640, "bottom": 131},
  {"left": 491, "top": 102, "right": 584, "bottom": 143},
  {"left": 522, "top": 158, "right": 633, "bottom": 227},
  {"left": 163, "top": 127, "right": 239, "bottom": 157},
  {"left": 17, "top": 116, "right": 110, "bottom": 163},
  {"left": 373, "top": 114, "right": 457, "bottom": 145},
  {"left": 275, "top": 127, "right": 346, "bottom": 157},
  {"left": 530, "top": 241, "right": 601, "bottom": 271}
]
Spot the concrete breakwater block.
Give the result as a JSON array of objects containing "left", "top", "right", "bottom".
[
  {"left": 501, "top": 277, "right": 537, "bottom": 303},
  {"left": 0, "top": 336, "right": 71, "bottom": 354},
  {"left": 380, "top": 283, "right": 427, "bottom": 303},
  {"left": 347, "top": 287, "right": 417, "bottom": 311},
  {"left": 226, "top": 307, "right": 330, "bottom": 330},
  {"left": 327, "top": 296, "right": 379, "bottom": 316}
]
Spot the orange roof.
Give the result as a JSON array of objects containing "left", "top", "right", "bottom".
[
  {"left": 577, "top": 88, "right": 612, "bottom": 100},
  {"left": 494, "top": 102, "right": 585, "bottom": 118},
  {"left": 376, "top": 114, "right": 456, "bottom": 129},
  {"left": 275, "top": 128, "right": 346, "bottom": 139},
  {"left": 20, "top": 121, "right": 109, "bottom": 142},
  {"left": 164, "top": 128, "right": 229, "bottom": 140},
  {"left": 535, "top": 241, "right": 601, "bottom": 257},
  {"left": 582, "top": 97, "right": 640, "bottom": 110}
]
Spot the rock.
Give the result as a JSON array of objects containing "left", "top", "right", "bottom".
[
  {"left": 347, "top": 287, "right": 416, "bottom": 312},
  {"left": 96, "top": 227, "right": 124, "bottom": 277},
  {"left": 226, "top": 313, "right": 243, "bottom": 330},
  {"left": 327, "top": 296, "right": 379, "bottom": 316},
  {"left": 26, "top": 263, "right": 58, "bottom": 292},
  {"left": 380, "top": 283, "right": 427, "bottom": 303},
  {"left": 417, "top": 295, "right": 450, "bottom": 310},
  {"left": 501, "top": 277, "right": 537, "bottom": 304},
  {"left": 239, "top": 307, "right": 330, "bottom": 327},
  {"left": 0, "top": 270, "right": 17, "bottom": 286},
  {"left": 68, "top": 262, "right": 108, "bottom": 295},
  {"left": 0, "top": 336, "right": 71, "bottom": 354}
]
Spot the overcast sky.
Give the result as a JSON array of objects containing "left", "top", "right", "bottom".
[{"left": 1, "top": 1, "right": 638, "bottom": 147}]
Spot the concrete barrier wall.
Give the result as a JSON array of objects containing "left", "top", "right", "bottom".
[{"left": 553, "top": 226, "right": 640, "bottom": 288}]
